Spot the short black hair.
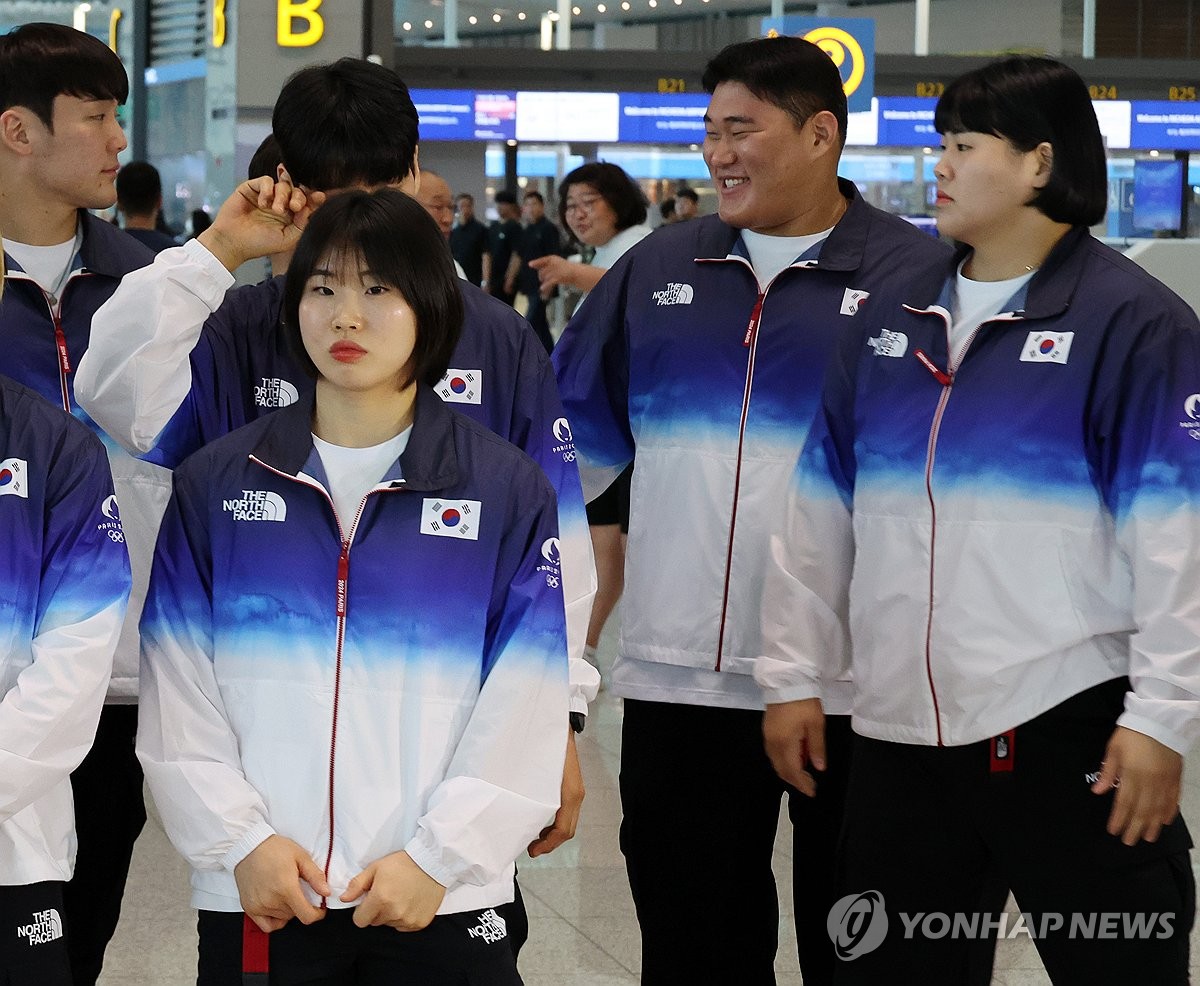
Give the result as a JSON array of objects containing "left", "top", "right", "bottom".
[
  {"left": 273, "top": 58, "right": 419, "bottom": 192},
  {"left": 557, "top": 162, "right": 647, "bottom": 233},
  {"left": 0, "top": 23, "right": 128, "bottom": 130},
  {"left": 935, "top": 56, "right": 1106, "bottom": 227},
  {"left": 248, "top": 133, "right": 282, "bottom": 182},
  {"left": 116, "top": 161, "right": 162, "bottom": 216},
  {"left": 523, "top": 190, "right": 545, "bottom": 205},
  {"left": 457, "top": 193, "right": 474, "bottom": 205},
  {"left": 494, "top": 190, "right": 517, "bottom": 207},
  {"left": 660, "top": 198, "right": 676, "bottom": 221},
  {"left": 676, "top": 187, "right": 698, "bottom": 204},
  {"left": 702, "top": 36, "right": 848, "bottom": 148},
  {"left": 282, "top": 188, "right": 463, "bottom": 389}
]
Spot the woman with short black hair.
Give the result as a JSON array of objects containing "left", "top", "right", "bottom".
[
  {"left": 760, "top": 56, "right": 1200, "bottom": 984},
  {"left": 138, "top": 188, "right": 569, "bottom": 985}
]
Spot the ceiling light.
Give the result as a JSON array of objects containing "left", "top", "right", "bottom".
[
  {"left": 402, "top": 20, "right": 412, "bottom": 29},
  {"left": 518, "top": 10, "right": 526, "bottom": 18},
  {"left": 493, "top": 11, "right": 502, "bottom": 19},
  {"left": 597, "top": 3, "right": 606, "bottom": 10},
  {"left": 424, "top": 19, "right": 434, "bottom": 27},
  {"left": 469, "top": 13, "right": 477, "bottom": 21},
  {"left": 573, "top": 5, "right": 581, "bottom": 12}
]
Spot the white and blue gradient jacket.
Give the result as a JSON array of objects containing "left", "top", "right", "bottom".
[
  {"left": 0, "top": 375, "right": 131, "bottom": 884},
  {"left": 137, "top": 387, "right": 569, "bottom": 913},
  {"left": 3, "top": 215, "right": 157, "bottom": 702},
  {"left": 76, "top": 243, "right": 598, "bottom": 712},
  {"left": 757, "top": 227, "right": 1200, "bottom": 753},
  {"left": 553, "top": 183, "right": 949, "bottom": 708}
]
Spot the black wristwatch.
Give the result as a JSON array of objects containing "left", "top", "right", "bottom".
[{"left": 569, "top": 711, "right": 586, "bottom": 735}]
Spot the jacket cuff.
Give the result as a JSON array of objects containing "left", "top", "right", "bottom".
[
  {"left": 761, "top": 681, "right": 823, "bottom": 706},
  {"left": 1116, "top": 711, "right": 1190, "bottom": 757},
  {"left": 221, "top": 820, "right": 277, "bottom": 873},
  {"left": 180, "top": 238, "right": 237, "bottom": 305},
  {"left": 403, "top": 834, "right": 455, "bottom": 889}
]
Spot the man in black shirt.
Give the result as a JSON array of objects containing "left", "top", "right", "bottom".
[
  {"left": 450, "top": 192, "right": 490, "bottom": 287},
  {"left": 517, "top": 190, "right": 562, "bottom": 353},
  {"left": 488, "top": 190, "right": 522, "bottom": 306}
]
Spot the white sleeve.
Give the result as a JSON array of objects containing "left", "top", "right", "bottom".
[
  {"left": 0, "top": 607, "right": 125, "bottom": 822},
  {"left": 75, "top": 240, "right": 235, "bottom": 454},
  {"left": 755, "top": 461, "right": 854, "bottom": 708},
  {"left": 136, "top": 479, "right": 275, "bottom": 873},
  {"left": 0, "top": 436, "right": 130, "bottom": 821}
]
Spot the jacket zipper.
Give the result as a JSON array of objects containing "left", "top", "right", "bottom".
[
  {"left": 249, "top": 456, "right": 402, "bottom": 899},
  {"left": 10, "top": 271, "right": 90, "bottom": 412},
  {"left": 703, "top": 255, "right": 815, "bottom": 670},
  {"left": 910, "top": 309, "right": 1020, "bottom": 745}
]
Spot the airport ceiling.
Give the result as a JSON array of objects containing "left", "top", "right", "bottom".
[{"left": 395, "top": 0, "right": 914, "bottom": 43}]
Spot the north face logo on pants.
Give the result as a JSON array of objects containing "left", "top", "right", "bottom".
[
  {"left": 16, "top": 908, "right": 63, "bottom": 945},
  {"left": 467, "top": 908, "right": 508, "bottom": 943}
]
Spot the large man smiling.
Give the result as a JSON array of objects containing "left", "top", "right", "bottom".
[{"left": 552, "top": 36, "right": 948, "bottom": 985}]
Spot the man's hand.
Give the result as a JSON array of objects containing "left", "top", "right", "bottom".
[
  {"left": 234, "top": 834, "right": 330, "bottom": 933},
  {"left": 763, "top": 698, "right": 826, "bottom": 797},
  {"left": 1091, "top": 726, "right": 1183, "bottom": 846},
  {"left": 528, "top": 728, "right": 584, "bottom": 857},
  {"left": 199, "top": 177, "right": 325, "bottom": 272},
  {"left": 341, "top": 851, "right": 446, "bottom": 931}
]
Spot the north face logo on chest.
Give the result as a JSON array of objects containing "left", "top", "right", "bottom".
[
  {"left": 223, "top": 490, "right": 287, "bottom": 522},
  {"left": 651, "top": 283, "right": 694, "bottom": 306}
]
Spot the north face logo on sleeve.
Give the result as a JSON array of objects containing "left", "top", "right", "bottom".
[
  {"left": 840, "top": 288, "right": 870, "bottom": 315},
  {"left": 421, "top": 498, "right": 482, "bottom": 540},
  {"left": 438, "top": 369, "right": 483, "bottom": 405},
  {"left": 651, "top": 283, "right": 694, "bottom": 306}
]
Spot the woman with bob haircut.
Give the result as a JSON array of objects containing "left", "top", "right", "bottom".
[
  {"left": 531, "top": 161, "right": 652, "bottom": 678},
  {"left": 758, "top": 56, "right": 1200, "bottom": 983},
  {"left": 136, "top": 188, "right": 568, "bottom": 985}
]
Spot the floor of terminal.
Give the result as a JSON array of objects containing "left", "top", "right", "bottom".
[{"left": 97, "top": 611, "right": 1200, "bottom": 985}]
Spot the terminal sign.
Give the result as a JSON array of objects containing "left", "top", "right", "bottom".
[
  {"left": 278, "top": 0, "right": 325, "bottom": 47},
  {"left": 761, "top": 16, "right": 875, "bottom": 112}
]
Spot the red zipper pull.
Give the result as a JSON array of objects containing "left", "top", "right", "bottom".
[
  {"left": 336, "top": 542, "right": 349, "bottom": 617},
  {"left": 743, "top": 292, "right": 766, "bottom": 347},
  {"left": 53, "top": 315, "right": 71, "bottom": 374},
  {"left": 914, "top": 348, "right": 951, "bottom": 387}
]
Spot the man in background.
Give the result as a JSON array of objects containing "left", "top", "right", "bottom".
[
  {"left": 488, "top": 189, "right": 522, "bottom": 305},
  {"left": 517, "top": 189, "right": 562, "bottom": 353},
  {"left": 451, "top": 191, "right": 490, "bottom": 287},
  {"left": 675, "top": 185, "right": 699, "bottom": 220},
  {"left": 116, "top": 160, "right": 177, "bottom": 253}
]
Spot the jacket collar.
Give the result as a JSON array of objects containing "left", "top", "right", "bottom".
[
  {"left": 903, "top": 225, "right": 1091, "bottom": 320},
  {"left": 250, "top": 384, "right": 461, "bottom": 492},
  {"left": 693, "top": 178, "right": 869, "bottom": 272}
]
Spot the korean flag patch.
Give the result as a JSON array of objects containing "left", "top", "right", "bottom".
[
  {"left": 421, "top": 498, "right": 482, "bottom": 540},
  {"left": 437, "top": 369, "right": 483, "bottom": 405},
  {"left": 1020, "top": 331, "right": 1074, "bottom": 364},
  {"left": 0, "top": 457, "right": 28, "bottom": 498}
]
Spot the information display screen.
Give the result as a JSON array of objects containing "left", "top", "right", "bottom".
[
  {"left": 1132, "top": 158, "right": 1184, "bottom": 232},
  {"left": 410, "top": 89, "right": 517, "bottom": 141}
]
